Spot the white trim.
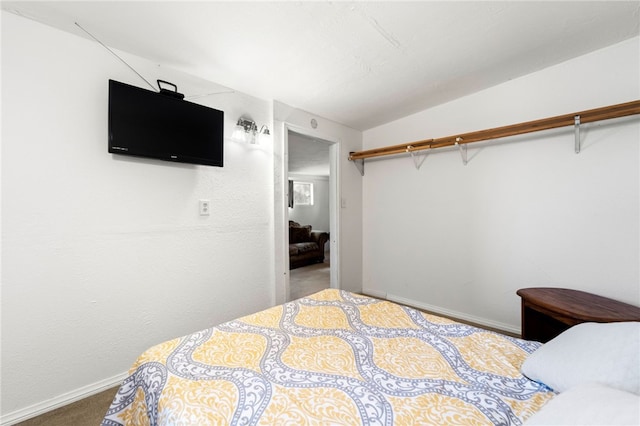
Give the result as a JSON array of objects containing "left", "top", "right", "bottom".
[
  {"left": 361, "top": 288, "right": 388, "bottom": 299},
  {"left": 328, "top": 141, "right": 340, "bottom": 290},
  {"left": 385, "top": 293, "right": 521, "bottom": 336},
  {"left": 0, "top": 371, "right": 127, "bottom": 426},
  {"left": 283, "top": 124, "right": 341, "bottom": 296}
]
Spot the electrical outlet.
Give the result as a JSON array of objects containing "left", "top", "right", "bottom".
[{"left": 199, "top": 199, "right": 210, "bottom": 216}]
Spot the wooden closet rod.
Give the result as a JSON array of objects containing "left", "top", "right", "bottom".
[{"left": 349, "top": 100, "right": 640, "bottom": 161}]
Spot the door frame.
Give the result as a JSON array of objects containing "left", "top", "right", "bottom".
[{"left": 283, "top": 123, "right": 341, "bottom": 302}]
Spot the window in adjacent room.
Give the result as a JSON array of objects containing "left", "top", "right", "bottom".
[{"left": 293, "top": 181, "right": 314, "bottom": 206}]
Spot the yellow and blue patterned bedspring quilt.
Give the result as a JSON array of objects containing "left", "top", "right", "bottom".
[{"left": 102, "top": 290, "right": 553, "bottom": 425}]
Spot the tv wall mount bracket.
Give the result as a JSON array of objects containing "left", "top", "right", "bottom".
[{"left": 157, "top": 80, "right": 185, "bottom": 100}]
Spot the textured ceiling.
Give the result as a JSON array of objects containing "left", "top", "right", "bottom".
[
  {"left": 3, "top": 1, "right": 639, "bottom": 131},
  {"left": 288, "top": 131, "right": 331, "bottom": 176}
]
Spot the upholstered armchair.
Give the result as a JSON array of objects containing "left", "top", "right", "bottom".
[{"left": 289, "top": 221, "right": 329, "bottom": 269}]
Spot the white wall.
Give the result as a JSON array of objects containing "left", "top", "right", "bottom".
[
  {"left": 288, "top": 174, "right": 330, "bottom": 232},
  {"left": 1, "top": 12, "right": 275, "bottom": 422},
  {"left": 273, "top": 102, "right": 363, "bottom": 302},
  {"left": 362, "top": 37, "right": 640, "bottom": 333}
]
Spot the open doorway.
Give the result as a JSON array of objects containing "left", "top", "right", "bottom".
[{"left": 286, "top": 129, "right": 338, "bottom": 300}]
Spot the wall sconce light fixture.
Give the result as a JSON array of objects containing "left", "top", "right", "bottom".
[
  {"left": 232, "top": 117, "right": 257, "bottom": 144},
  {"left": 258, "top": 125, "right": 271, "bottom": 145},
  {"left": 232, "top": 116, "right": 271, "bottom": 145}
]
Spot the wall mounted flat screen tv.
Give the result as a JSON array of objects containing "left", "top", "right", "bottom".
[{"left": 108, "top": 79, "right": 224, "bottom": 167}]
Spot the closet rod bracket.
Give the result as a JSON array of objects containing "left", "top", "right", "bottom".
[
  {"left": 574, "top": 115, "right": 581, "bottom": 154},
  {"left": 455, "top": 138, "right": 468, "bottom": 165},
  {"left": 406, "top": 145, "right": 428, "bottom": 170},
  {"left": 349, "top": 152, "right": 365, "bottom": 176}
]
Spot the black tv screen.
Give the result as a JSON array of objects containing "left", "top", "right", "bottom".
[{"left": 108, "top": 79, "right": 224, "bottom": 167}]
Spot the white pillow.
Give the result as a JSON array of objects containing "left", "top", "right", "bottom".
[
  {"left": 521, "top": 321, "right": 640, "bottom": 394},
  {"left": 525, "top": 383, "right": 640, "bottom": 425}
]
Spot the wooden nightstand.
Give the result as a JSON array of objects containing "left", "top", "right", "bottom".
[{"left": 516, "top": 287, "right": 640, "bottom": 343}]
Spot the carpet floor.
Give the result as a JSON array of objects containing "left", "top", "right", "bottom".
[
  {"left": 289, "top": 259, "right": 331, "bottom": 300},
  {"left": 15, "top": 387, "right": 117, "bottom": 426}
]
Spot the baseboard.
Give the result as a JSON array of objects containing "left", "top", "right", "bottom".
[
  {"left": 386, "top": 293, "right": 521, "bottom": 335},
  {"left": 361, "top": 288, "right": 387, "bottom": 299},
  {"left": 364, "top": 291, "right": 521, "bottom": 336},
  {"left": 1, "top": 372, "right": 127, "bottom": 426}
]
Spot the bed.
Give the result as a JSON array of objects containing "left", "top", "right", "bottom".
[{"left": 102, "top": 289, "right": 639, "bottom": 425}]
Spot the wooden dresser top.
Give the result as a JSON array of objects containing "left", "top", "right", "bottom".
[{"left": 516, "top": 287, "right": 640, "bottom": 323}]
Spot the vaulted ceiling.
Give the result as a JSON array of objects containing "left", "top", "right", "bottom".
[{"left": 3, "top": 1, "right": 639, "bottom": 131}]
